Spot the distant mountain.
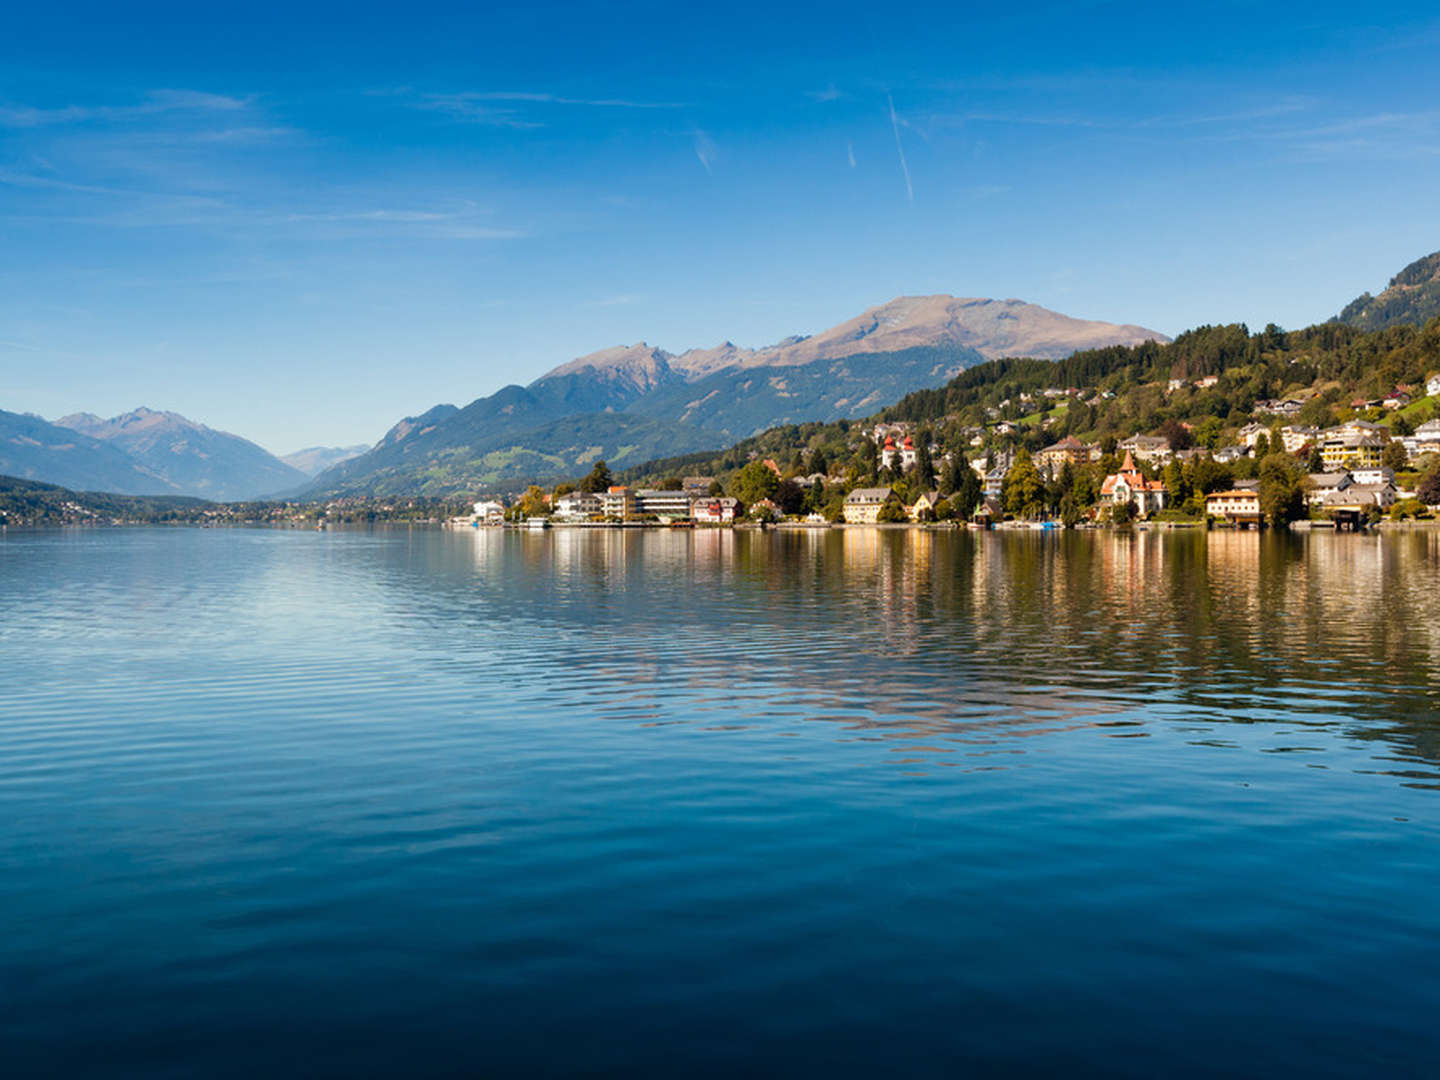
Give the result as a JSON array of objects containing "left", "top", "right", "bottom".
[
  {"left": 310, "top": 296, "right": 1167, "bottom": 496},
  {"left": 0, "top": 410, "right": 182, "bottom": 495},
  {"left": 1337, "top": 251, "right": 1440, "bottom": 331},
  {"left": 280, "top": 444, "right": 372, "bottom": 477},
  {"left": 54, "top": 407, "right": 306, "bottom": 500}
]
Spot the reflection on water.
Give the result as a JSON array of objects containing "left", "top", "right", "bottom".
[{"left": 2, "top": 526, "right": 1439, "bottom": 1076}]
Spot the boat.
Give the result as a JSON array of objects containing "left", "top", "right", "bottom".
[{"left": 522, "top": 517, "right": 550, "bottom": 530}]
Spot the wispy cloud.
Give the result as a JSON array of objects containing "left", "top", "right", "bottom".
[
  {"left": 0, "top": 90, "right": 249, "bottom": 128},
  {"left": 693, "top": 129, "right": 716, "bottom": 174},
  {"left": 887, "top": 95, "right": 913, "bottom": 202},
  {"left": 807, "top": 85, "right": 845, "bottom": 103},
  {"left": 412, "top": 89, "right": 683, "bottom": 127},
  {"left": 847, "top": 140, "right": 856, "bottom": 168}
]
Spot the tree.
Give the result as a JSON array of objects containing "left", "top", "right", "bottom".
[
  {"left": 914, "top": 438, "right": 936, "bottom": 489},
  {"left": 1382, "top": 439, "right": 1408, "bottom": 473},
  {"left": 1306, "top": 443, "right": 1324, "bottom": 472},
  {"left": 1258, "top": 453, "right": 1306, "bottom": 529},
  {"left": 938, "top": 456, "right": 962, "bottom": 496},
  {"left": 733, "top": 460, "right": 781, "bottom": 506},
  {"left": 708, "top": 480, "right": 725, "bottom": 497},
  {"left": 822, "top": 495, "right": 847, "bottom": 523},
  {"left": 659, "top": 476, "right": 684, "bottom": 490},
  {"left": 1417, "top": 467, "right": 1440, "bottom": 505},
  {"left": 932, "top": 497, "right": 953, "bottom": 521},
  {"left": 1159, "top": 418, "right": 1193, "bottom": 451},
  {"left": 553, "top": 482, "right": 575, "bottom": 497},
  {"left": 877, "top": 497, "right": 908, "bottom": 523},
  {"left": 806, "top": 448, "right": 829, "bottom": 477},
  {"left": 518, "top": 485, "right": 549, "bottom": 518},
  {"left": 1060, "top": 491, "right": 1081, "bottom": 528},
  {"left": 953, "top": 467, "right": 983, "bottom": 520},
  {"left": 579, "top": 460, "right": 613, "bottom": 494},
  {"left": 1110, "top": 500, "right": 1135, "bottom": 526},
  {"left": 1004, "top": 449, "right": 1045, "bottom": 520},
  {"left": 775, "top": 478, "right": 805, "bottom": 516}
]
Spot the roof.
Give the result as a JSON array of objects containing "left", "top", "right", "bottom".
[
  {"left": 1101, "top": 451, "right": 1166, "bottom": 494},
  {"left": 1307, "top": 472, "right": 1350, "bottom": 489},
  {"left": 845, "top": 487, "right": 893, "bottom": 503},
  {"left": 1206, "top": 489, "right": 1259, "bottom": 501},
  {"left": 1043, "top": 436, "right": 1086, "bottom": 451}
]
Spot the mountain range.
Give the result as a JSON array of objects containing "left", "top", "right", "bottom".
[
  {"left": 0, "top": 407, "right": 311, "bottom": 500},
  {"left": 280, "top": 445, "right": 372, "bottom": 477},
  {"left": 1337, "top": 250, "right": 1440, "bottom": 332},
  {"left": 306, "top": 296, "right": 1169, "bottom": 496}
]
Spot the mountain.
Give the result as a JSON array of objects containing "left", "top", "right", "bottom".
[
  {"left": 1337, "top": 251, "right": 1440, "bottom": 332},
  {"left": 280, "top": 444, "right": 372, "bottom": 477},
  {"left": 310, "top": 296, "right": 1167, "bottom": 496},
  {"left": 0, "top": 410, "right": 183, "bottom": 495},
  {"left": 54, "top": 407, "right": 307, "bottom": 500}
]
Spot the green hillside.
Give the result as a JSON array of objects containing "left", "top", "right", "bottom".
[{"left": 1337, "top": 251, "right": 1440, "bottom": 332}]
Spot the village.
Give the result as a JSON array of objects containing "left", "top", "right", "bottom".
[{"left": 454, "top": 373, "right": 1440, "bottom": 532}]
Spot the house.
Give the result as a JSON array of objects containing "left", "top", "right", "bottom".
[
  {"left": 1322, "top": 484, "right": 1395, "bottom": 512},
  {"left": 1166, "top": 378, "right": 1185, "bottom": 392},
  {"left": 1238, "top": 422, "right": 1272, "bottom": 448},
  {"left": 1206, "top": 489, "right": 1262, "bottom": 526},
  {"left": 1350, "top": 466, "right": 1395, "bottom": 487},
  {"left": 1320, "top": 431, "right": 1386, "bottom": 471},
  {"left": 1100, "top": 451, "right": 1168, "bottom": 516},
  {"left": 1255, "top": 398, "right": 1304, "bottom": 417},
  {"left": 899, "top": 435, "right": 918, "bottom": 470},
  {"left": 909, "top": 490, "right": 943, "bottom": 521},
  {"left": 993, "top": 421, "right": 1019, "bottom": 437},
  {"left": 1036, "top": 436, "right": 1091, "bottom": 473},
  {"left": 1213, "top": 445, "right": 1250, "bottom": 464},
  {"left": 599, "top": 486, "right": 636, "bottom": 520},
  {"left": 692, "top": 497, "right": 739, "bottom": 524},
  {"left": 1383, "top": 390, "right": 1412, "bottom": 411},
  {"left": 749, "top": 497, "right": 780, "bottom": 519},
  {"left": 843, "top": 487, "right": 895, "bottom": 524},
  {"left": 1119, "top": 434, "right": 1172, "bottom": 464},
  {"left": 681, "top": 476, "right": 716, "bottom": 495},
  {"left": 1427, "top": 374, "right": 1440, "bottom": 398},
  {"left": 798, "top": 472, "right": 830, "bottom": 488},
  {"left": 1305, "top": 471, "right": 1352, "bottom": 507},
  {"left": 1280, "top": 425, "right": 1321, "bottom": 454},
  {"left": 1194, "top": 375, "right": 1220, "bottom": 389},
  {"left": 552, "top": 491, "right": 602, "bottom": 520},
  {"left": 472, "top": 499, "right": 506, "bottom": 525},
  {"left": 1404, "top": 418, "right": 1440, "bottom": 461}
]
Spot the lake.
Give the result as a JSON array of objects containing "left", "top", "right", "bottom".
[{"left": 3, "top": 526, "right": 1439, "bottom": 1077}]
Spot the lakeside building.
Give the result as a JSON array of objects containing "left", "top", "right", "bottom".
[
  {"left": 600, "top": 486, "right": 636, "bottom": 520},
  {"left": 908, "top": 490, "right": 943, "bottom": 521},
  {"left": 1101, "top": 451, "right": 1168, "bottom": 515},
  {"left": 692, "top": 497, "right": 739, "bottom": 524},
  {"left": 553, "top": 491, "right": 602, "bottom": 520},
  {"left": 473, "top": 499, "right": 506, "bottom": 525},
  {"left": 1206, "top": 489, "right": 1262, "bottom": 526},
  {"left": 843, "top": 487, "right": 895, "bottom": 524},
  {"left": 1305, "top": 472, "right": 1352, "bottom": 508},
  {"left": 634, "top": 489, "right": 694, "bottom": 518}
]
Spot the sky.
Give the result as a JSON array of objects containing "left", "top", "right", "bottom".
[{"left": 2, "top": 1, "right": 1439, "bottom": 453}]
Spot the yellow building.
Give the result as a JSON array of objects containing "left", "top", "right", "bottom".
[
  {"left": 843, "top": 487, "right": 894, "bottom": 524},
  {"left": 1320, "top": 432, "right": 1385, "bottom": 471},
  {"left": 1205, "top": 489, "right": 1262, "bottom": 526}
]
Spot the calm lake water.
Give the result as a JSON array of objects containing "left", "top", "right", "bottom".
[{"left": 3, "top": 526, "right": 1440, "bottom": 1077}]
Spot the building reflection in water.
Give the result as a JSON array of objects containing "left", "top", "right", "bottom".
[{"left": 451, "top": 526, "right": 1440, "bottom": 784}]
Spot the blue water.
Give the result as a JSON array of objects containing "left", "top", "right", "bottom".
[{"left": 2, "top": 526, "right": 1439, "bottom": 1076}]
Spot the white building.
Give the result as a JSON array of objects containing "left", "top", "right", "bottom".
[
  {"left": 473, "top": 500, "right": 506, "bottom": 524},
  {"left": 552, "top": 491, "right": 602, "bottom": 520}
]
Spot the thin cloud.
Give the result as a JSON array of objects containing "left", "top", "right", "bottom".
[
  {"left": 847, "top": 140, "right": 856, "bottom": 168},
  {"left": 693, "top": 129, "right": 716, "bottom": 174},
  {"left": 0, "top": 90, "right": 249, "bottom": 128},
  {"left": 457, "top": 91, "right": 683, "bottom": 109},
  {"left": 888, "top": 95, "right": 914, "bottom": 202},
  {"left": 807, "top": 85, "right": 846, "bottom": 103},
  {"left": 584, "top": 293, "right": 644, "bottom": 308}
]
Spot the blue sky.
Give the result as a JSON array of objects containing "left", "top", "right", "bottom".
[{"left": 3, "top": 1, "right": 1439, "bottom": 452}]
